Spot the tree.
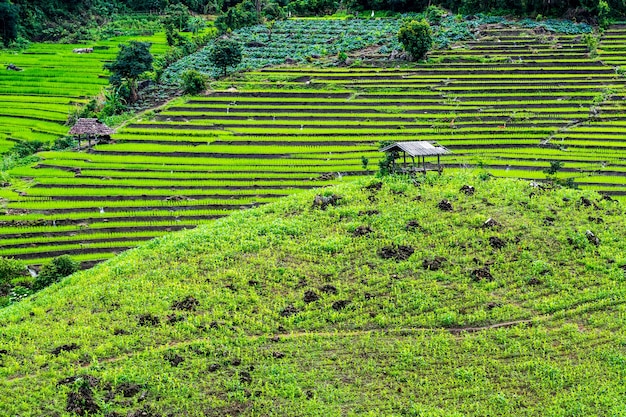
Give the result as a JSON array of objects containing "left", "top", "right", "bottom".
[
  {"left": 397, "top": 19, "right": 433, "bottom": 61},
  {"left": 0, "top": 0, "right": 19, "bottom": 46},
  {"left": 263, "top": 1, "right": 285, "bottom": 41},
  {"left": 214, "top": 0, "right": 258, "bottom": 33},
  {"left": 162, "top": 3, "right": 192, "bottom": 32},
  {"left": 104, "top": 41, "right": 153, "bottom": 103},
  {"left": 208, "top": 39, "right": 242, "bottom": 76}
]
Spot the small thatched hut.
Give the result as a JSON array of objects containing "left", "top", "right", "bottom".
[
  {"left": 381, "top": 141, "right": 451, "bottom": 174},
  {"left": 69, "top": 118, "right": 115, "bottom": 148}
]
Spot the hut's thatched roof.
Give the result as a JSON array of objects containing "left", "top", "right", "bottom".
[{"left": 69, "top": 118, "right": 115, "bottom": 136}]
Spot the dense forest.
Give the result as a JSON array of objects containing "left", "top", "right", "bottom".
[{"left": 0, "top": 0, "right": 623, "bottom": 43}]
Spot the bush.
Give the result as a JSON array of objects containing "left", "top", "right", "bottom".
[
  {"left": 33, "top": 255, "right": 80, "bottom": 291},
  {"left": 398, "top": 19, "right": 433, "bottom": 61},
  {"left": 0, "top": 257, "right": 23, "bottom": 287},
  {"left": 425, "top": 5, "right": 447, "bottom": 25},
  {"left": 13, "top": 140, "right": 48, "bottom": 158},
  {"left": 181, "top": 69, "right": 208, "bottom": 94}
]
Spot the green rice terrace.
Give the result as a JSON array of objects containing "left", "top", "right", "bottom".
[
  {"left": 0, "top": 33, "right": 170, "bottom": 154},
  {"left": 2, "top": 20, "right": 626, "bottom": 268},
  {"left": 1, "top": 173, "right": 625, "bottom": 415}
]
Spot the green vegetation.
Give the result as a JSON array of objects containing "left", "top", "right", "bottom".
[
  {"left": 33, "top": 255, "right": 80, "bottom": 291},
  {"left": 3, "top": 21, "right": 626, "bottom": 267},
  {"left": 0, "top": 32, "right": 169, "bottom": 152},
  {"left": 0, "top": 173, "right": 625, "bottom": 415},
  {"left": 0, "top": 256, "right": 23, "bottom": 287},
  {"left": 398, "top": 19, "right": 433, "bottom": 61},
  {"left": 0, "top": 0, "right": 19, "bottom": 46},
  {"left": 207, "top": 38, "right": 243, "bottom": 76},
  {"left": 181, "top": 69, "right": 208, "bottom": 94},
  {"left": 104, "top": 41, "right": 154, "bottom": 103}
]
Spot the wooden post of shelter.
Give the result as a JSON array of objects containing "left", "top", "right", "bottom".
[{"left": 69, "top": 118, "right": 115, "bottom": 150}]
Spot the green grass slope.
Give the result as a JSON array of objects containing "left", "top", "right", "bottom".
[{"left": 1, "top": 172, "right": 626, "bottom": 416}]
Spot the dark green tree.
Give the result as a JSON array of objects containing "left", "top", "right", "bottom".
[
  {"left": 104, "top": 41, "right": 153, "bottom": 103},
  {"left": 214, "top": 0, "right": 258, "bottom": 33},
  {"left": 263, "top": 1, "right": 285, "bottom": 41},
  {"left": 162, "top": 3, "right": 192, "bottom": 32},
  {"left": 33, "top": 255, "right": 79, "bottom": 291},
  {"left": 0, "top": 0, "right": 19, "bottom": 46},
  {"left": 398, "top": 19, "right": 432, "bottom": 61},
  {"left": 208, "top": 39, "right": 242, "bottom": 76}
]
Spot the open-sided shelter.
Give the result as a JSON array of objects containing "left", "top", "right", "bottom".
[
  {"left": 380, "top": 141, "right": 451, "bottom": 174},
  {"left": 69, "top": 118, "right": 115, "bottom": 149}
]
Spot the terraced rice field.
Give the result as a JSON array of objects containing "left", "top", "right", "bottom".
[
  {"left": 0, "top": 34, "right": 169, "bottom": 153},
  {"left": 599, "top": 23, "right": 626, "bottom": 66},
  {"left": 3, "top": 23, "right": 626, "bottom": 267}
]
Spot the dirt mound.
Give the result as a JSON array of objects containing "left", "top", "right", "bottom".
[
  {"left": 313, "top": 194, "right": 342, "bottom": 210},
  {"left": 51, "top": 343, "right": 80, "bottom": 356},
  {"left": 460, "top": 185, "right": 475, "bottom": 195},
  {"left": 437, "top": 199, "right": 453, "bottom": 211},
  {"left": 405, "top": 220, "right": 422, "bottom": 231},
  {"left": 116, "top": 382, "right": 143, "bottom": 398},
  {"left": 378, "top": 245, "right": 414, "bottom": 261},
  {"left": 280, "top": 304, "right": 299, "bottom": 317},
  {"left": 138, "top": 314, "right": 160, "bottom": 327},
  {"left": 171, "top": 296, "right": 199, "bottom": 311},
  {"left": 165, "top": 352, "right": 184, "bottom": 367},
  {"left": 422, "top": 256, "right": 447, "bottom": 271},
  {"left": 489, "top": 236, "right": 506, "bottom": 249},
  {"left": 303, "top": 290, "right": 320, "bottom": 303},
  {"left": 483, "top": 218, "right": 500, "bottom": 228},
  {"left": 319, "top": 284, "right": 337, "bottom": 294},
  {"left": 332, "top": 300, "right": 350, "bottom": 310},
  {"left": 352, "top": 225, "right": 373, "bottom": 237},
  {"left": 471, "top": 267, "right": 493, "bottom": 282}
]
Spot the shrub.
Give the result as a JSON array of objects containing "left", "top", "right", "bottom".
[
  {"left": 208, "top": 39, "right": 243, "bottom": 76},
  {"left": 13, "top": 140, "right": 48, "bottom": 158},
  {"left": 33, "top": 255, "right": 79, "bottom": 291},
  {"left": 398, "top": 19, "right": 433, "bottom": 61},
  {"left": 0, "top": 257, "right": 23, "bottom": 287},
  {"left": 425, "top": 5, "right": 447, "bottom": 25},
  {"left": 181, "top": 69, "right": 208, "bottom": 94},
  {"left": 582, "top": 33, "right": 599, "bottom": 58}
]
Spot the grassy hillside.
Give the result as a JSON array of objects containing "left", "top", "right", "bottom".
[{"left": 1, "top": 172, "right": 625, "bottom": 416}]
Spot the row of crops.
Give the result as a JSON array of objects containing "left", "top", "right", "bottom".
[
  {"left": 2, "top": 23, "right": 626, "bottom": 267},
  {"left": 0, "top": 34, "right": 169, "bottom": 153}
]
